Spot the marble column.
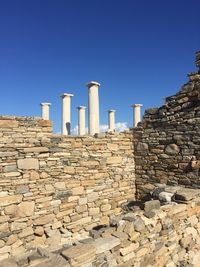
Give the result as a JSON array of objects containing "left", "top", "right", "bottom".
[
  {"left": 40, "top": 103, "right": 51, "bottom": 120},
  {"left": 108, "top": 110, "right": 116, "bottom": 132},
  {"left": 132, "top": 104, "right": 143, "bottom": 127},
  {"left": 86, "top": 81, "right": 100, "bottom": 135},
  {"left": 77, "top": 106, "right": 86, "bottom": 135},
  {"left": 61, "top": 93, "right": 73, "bottom": 135}
]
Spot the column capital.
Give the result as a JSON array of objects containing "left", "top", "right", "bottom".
[
  {"left": 40, "top": 103, "right": 51, "bottom": 106},
  {"left": 86, "top": 81, "right": 101, "bottom": 88},
  {"left": 108, "top": 109, "right": 116, "bottom": 113},
  {"left": 131, "top": 104, "right": 143, "bottom": 108},
  {"left": 61, "top": 93, "right": 74, "bottom": 98},
  {"left": 77, "top": 106, "right": 86, "bottom": 110}
]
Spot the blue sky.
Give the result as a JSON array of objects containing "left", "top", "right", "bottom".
[{"left": 0, "top": 0, "right": 199, "bottom": 133}]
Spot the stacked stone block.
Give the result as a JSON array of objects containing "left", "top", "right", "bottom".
[{"left": 0, "top": 116, "right": 135, "bottom": 260}]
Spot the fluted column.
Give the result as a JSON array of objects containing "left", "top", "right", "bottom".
[
  {"left": 86, "top": 81, "right": 100, "bottom": 135},
  {"left": 132, "top": 104, "right": 143, "bottom": 127},
  {"left": 40, "top": 103, "right": 51, "bottom": 120},
  {"left": 77, "top": 106, "right": 86, "bottom": 135},
  {"left": 61, "top": 93, "right": 73, "bottom": 135},
  {"left": 108, "top": 110, "right": 116, "bottom": 132}
]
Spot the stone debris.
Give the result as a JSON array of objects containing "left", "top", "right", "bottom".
[{"left": 0, "top": 194, "right": 199, "bottom": 266}]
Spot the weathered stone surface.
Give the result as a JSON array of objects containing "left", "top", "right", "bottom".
[
  {"left": 61, "top": 243, "right": 96, "bottom": 266},
  {"left": 144, "top": 200, "right": 160, "bottom": 213},
  {"left": 0, "top": 119, "right": 18, "bottom": 128},
  {"left": 34, "top": 214, "right": 55, "bottom": 225},
  {"left": 16, "top": 201, "right": 35, "bottom": 217},
  {"left": 17, "top": 158, "right": 39, "bottom": 170},
  {"left": 0, "top": 195, "right": 22, "bottom": 207},
  {"left": 94, "top": 237, "right": 120, "bottom": 254}
]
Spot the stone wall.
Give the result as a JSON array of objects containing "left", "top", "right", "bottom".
[
  {"left": 2, "top": 186, "right": 200, "bottom": 267},
  {"left": 0, "top": 117, "right": 135, "bottom": 259},
  {"left": 134, "top": 73, "right": 200, "bottom": 197}
]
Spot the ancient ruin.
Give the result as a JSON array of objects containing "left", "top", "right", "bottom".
[{"left": 0, "top": 52, "right": 200, "bottom": 266}]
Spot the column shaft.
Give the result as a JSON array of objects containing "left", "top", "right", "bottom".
[
  {"left": 108, "top": 110, "right": 115, "bottom": 132},
  {"left": 40, "top": 103, "right": 51, "bottom": 120},
  {"left": 61, "top": 94, "right": 73, "bottom": 135},
  {"left": 87, "top": 81, "right": 100, "bottom": 135},
  {"left": 78, "top": 106, "right": 86, "bottom": 135},
  {"left": 132, "top": 104, "right": 143, "bottom": 127}
]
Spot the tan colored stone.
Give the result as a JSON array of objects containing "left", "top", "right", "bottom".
[
  {"left": 101, "top": 204, "right": 111, "bottom": 212},
  {"left": 64, "top": 166, "right": 75, "bottom": 174},
  {"left": 0, "top": 223, "right": 9, "bottom": 232},
  {"left": 16, "top": 201, "right": 35, "bottom": 217},
  {"left": 106, "top": 156, "right": 122, "bottom": 164},
  {"left": 61, "top": 243, "right": 96, "bottom": 265},
  {"left": 23, "top": 147, "right": 49, "bottom": 153},
  {"left": 72, "top": 187, "right": 84, "bottom": 195},
  {"left": 55, "top": 182, "right": 66, "bottom": 190},
  {"left": 6, "top": 235, "right": 18, "bottom": 246},
  {"left": 34, "top": 226, "right": 44, "bottom": 236},
  {"left": 30, "top": 170, "right": 40, "bottom": 180},
  {"left": 0, "top": 119, "right": 18, "bottom": 128},
  {"left": 18, "top": 227, "right": 34, "bottom": 238},
  {"left": 10, "top": 222, "right": 27, "bottom": 231},
  {"left": 107, "top": 143, "right": 119, "bottom": 151},
  {"left": 0, "top": 240, "right": 5, "bottom": 248},
  {"left": 17, "top": 158, "right": 39, "bottom": 170},
  {"left": 120, "top": 242, "right": 139, "bottom": 256},
  {"left": 34, "top": 214, "right": 55, "bottom": 225},
  {"left": 0, "top": 195, "right": 22, "bottom": 207}
]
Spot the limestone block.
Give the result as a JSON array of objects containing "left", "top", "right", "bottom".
[
  {"left": 61, "top": 243, "right": 96, "bottom": 266},
  {"left": 34, "top": 214, "right": 55, "bottom": 225},
  {"left": 10, "top": 222, "right": 27, "bottom": 231},
  {"left": 144, "top": 200, "right": 160, "bottom": 213},
  {"left": 120, "top": 242, "right": 139, "bottom": 256},
  {"left": 0, "top": 223, "right": 9, "bottom": 232},
  {"left": 34, "top": 226, "right": 44, "bottom": 236},
  {"left": 55, "top": 182, "right": 66, "bottom": 190},
  {"left": 23, "top": 147, "right": 49, "bottom": 153},
  {"left": 106, "top": 156, "right": 122, "bottom": 164},
  {"left": 94, "top": 237, "right": 120, "bottom": 254},
  {"left": 0, "top": 119, "right": 18, "bottom": 128},
  {"left": 18, "top": 227, "right": 34, "bottom": 238},
  {"left": 72, "top": 187, "right": 84, "bottom": 195},
  {"left": 0, "top": 152, "right": 18, "bottom": 157},
  {"left": 0, "top": 195, "right": 22, "bottom": 207},
  {"left": 17, "top": 158, "right": 39, "bottom": 170},
  {"left": 16, "top": 201, "right": 35, "bottom": 217},
  {"left": 101, "top": 204, "right": 111, "bottom": 212}
]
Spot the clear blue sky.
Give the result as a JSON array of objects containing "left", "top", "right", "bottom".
[{"left": 0, "top": 0, "right": 199, "bottom": 133}]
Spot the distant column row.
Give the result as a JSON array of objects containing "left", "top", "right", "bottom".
[{"left": 40, "top": 81, "right": 143, "bottom": 135}]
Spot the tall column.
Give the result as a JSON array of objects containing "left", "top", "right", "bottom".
[
  {"left": 61, "top": 93, "right": 73, "bottom": 135},
  {"left": 40, "top": 103, "right": 51, "bottom": 120},
  {"left": 108, "top": 110, "right": 116, "bottom": 132},
  {"left": 77, "top": 106, "right": 86, "bottom": 135},
  {"left": 86, "top": 81, "right": 100, "bottom": 135},
  {"left": 132, "top": 104, "right": 143, "bottom": 127}
]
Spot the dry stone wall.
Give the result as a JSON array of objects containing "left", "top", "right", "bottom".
[
  {"left": 134, "top": 73, "right": 200, "bottom": 197},
  {"left": 0, "top": 116, "right": 135, "bottom": 260}
]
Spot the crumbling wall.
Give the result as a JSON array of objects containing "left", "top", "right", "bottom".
[
  {"left": 0, "top": 116, "right": 135, "bottom": 259},
  {"left": 135, "top": 73, "right": 200, "bottom": 197}
]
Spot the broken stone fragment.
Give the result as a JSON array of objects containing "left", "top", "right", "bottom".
[{"left": 144, "top": 200, "right": 160, "bottom": 213}]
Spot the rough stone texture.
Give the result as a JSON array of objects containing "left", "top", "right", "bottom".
[
  {"left": 134, "top": 59, "right": 200, "bottom": 198},
  {"left": 0, "top": 116, "right": 135, "bottom": 259},
  {"left": 1, "top": 192, "right": 200, "bottom": 266}
]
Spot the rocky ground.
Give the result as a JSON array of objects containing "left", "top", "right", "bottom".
[{"left": 1, "top": 186, "right": 200, "bottom": 267}]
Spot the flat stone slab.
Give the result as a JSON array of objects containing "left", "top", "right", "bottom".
[
  {"left": 61, "top": 243, "right": 96, "bottom": 266},
  {"left": 94, "top": 237, "right": 120, "bottom": 254}
]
